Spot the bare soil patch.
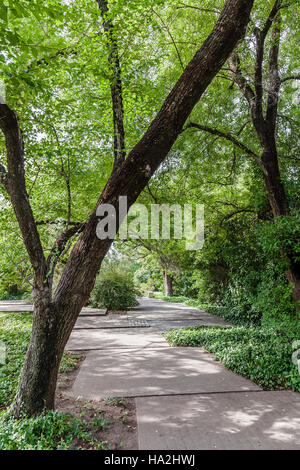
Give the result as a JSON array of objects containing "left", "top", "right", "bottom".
[{"left": 56, "top": 352, "right": 138, "bottom": 450}]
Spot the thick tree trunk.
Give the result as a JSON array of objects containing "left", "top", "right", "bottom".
[
  {"left": 12, "top": 292, "right": 87, "bottom": 417},
  {"left": 9, "top": 0, "right": 254, "bottom": 417},
  {"left": 12, "top": 289, "right": 62, "bottom": 416},
  {"left": 13, "top": 245, "right": 110, "bottom": 418},
  {"left": 12, "top": 306, "right": 60, "bottom": 416},
  {"left": 261, "top": 145, "right": 300, "bottom": 305},
  {"left": 163, "top": 271, "right": 173, "bottom": 297},
  {"left": 261, "top": 145, "right": 290, "bottom": 218}
]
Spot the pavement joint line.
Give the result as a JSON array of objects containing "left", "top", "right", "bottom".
[
  {"left": 73, "top": 325, "right": 151, "bottom": 330},
  {"left": 78, "top": 314, "right": 107, "bottom": 317},
  {"left": 114, "top": 389, "right": 286, "bottom": 399},
  {"left": 74, "top": 390, "right": 286, "bottom": 400},
  {"left": 66, "top": 345, "right": 168, "bottom": 352}
]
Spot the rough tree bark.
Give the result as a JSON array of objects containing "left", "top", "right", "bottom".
[
  {"left": 0, "top": 0, "right": 254, "bottom": 417},
  {"left": 187, "top": 1, "right": 300, "bottom": 304}
]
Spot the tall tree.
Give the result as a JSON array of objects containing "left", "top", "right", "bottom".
[
  {"left": 0, "top": 0, "right": 254, "bottom": 417},
  {"left": 185, "top": 0, "right": 300, "bottom": 304}
]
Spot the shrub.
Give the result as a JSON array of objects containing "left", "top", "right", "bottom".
[
  {"left": 90, "top": 268, "right": 139, "bottom": 311},
  {"left": 175, "top": 214, "right": 299, "bottom": 327}
]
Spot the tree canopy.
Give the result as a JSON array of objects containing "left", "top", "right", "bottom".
[{"left": 0, "top": 0, "right": 299, "bottom": 417}]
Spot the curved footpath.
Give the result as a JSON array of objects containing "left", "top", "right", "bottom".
[{"left": 67, "top": 298, "right": 300, "bottom": 450}]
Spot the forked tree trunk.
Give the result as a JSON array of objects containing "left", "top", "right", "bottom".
[
  {"left": 163, "top": 271, "right": 173, "bottom": 297},
  {"left": 8, "top": 0, "right": 254, "bottom": 418}
]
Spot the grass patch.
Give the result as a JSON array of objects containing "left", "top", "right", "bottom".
[{"left": 165, "top": 325, "right": 300, "bottom": 392}]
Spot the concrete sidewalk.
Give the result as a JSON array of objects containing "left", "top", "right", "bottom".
[
  {"left": 65, "top": 298, "right": 300, "bottom": 450},
  {"left": 137, "top": 391, "right": 300, "bottom": 450},
  {"left": 70, "top": 347, "right": 259, "bottom": 399}
]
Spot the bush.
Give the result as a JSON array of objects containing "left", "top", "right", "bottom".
[
  {"left": 165, "top": 325, "right": 300, "bottom": 392},
  {"left": 0, "top": 293, "right": 24, "bottom": 301},
  {"left": 176, "top": 214, "right": 299, "bottom": 327},
  {"left": 90, "top": 268, "right": 139, "bottom": 311}
]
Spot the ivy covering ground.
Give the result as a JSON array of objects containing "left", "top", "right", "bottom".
[
  {"left": 0, "top": 410, "right": 108, "bottom": 450},
  {"left": 165, "top": 324, "right": 300, "bottom": 392}
]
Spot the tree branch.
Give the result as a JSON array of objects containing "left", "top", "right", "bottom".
[
  {"left": 266, "top": 11, "right": 281, "bottom": 132},
  {"left": 146, "top": 184, "right": 158, "bottom": 203},
  {"left": 25, "top": 48, "right": 77, "bottom": 73},
  {"left": 152, "top": 8, "right": 185, "bottom": 71},
  {"left": 281, "top": 74, "right": 300, "bottom": 83},
  {"left": 185, "top": 121, "right": 268, "bottom": 175},
  {"left": 261, "top": 0, "right": 285, "bottom": 39},
  {"left": 0, "top": 104, "right": 47, "bottom": 287},
  {"left": 253, "top": 0, "right": 282, "bottom": 123},
  {"left": 46, "top": 222, "right": 86, "bottom": 289},
  {"left": 228, "top": 53, "right": 255, "bottom": 108},
  {"left": 50, "top": 123, "right": 72, "bottom": 227},
  {"left": 176, "top": 4, "right": 220, "bottom": 14},
  {"left": 97, "top": 0, "right": 126, "bottom": 171},
  {"left": 237, "top": 120, "right": 251, "bottom": 136},
  {"left": 36, "top": 220, "right": 84, "bottom": 226},
  {"left": 220, "top": 208, "right": 255, "bottom": 225}
]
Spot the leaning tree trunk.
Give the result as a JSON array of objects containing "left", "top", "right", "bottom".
[
  {"left": 8, "top": 0, "right": 254, "bottom": 418},
  {"left": 13, "top": 301, "right": 62, "bottom": 415},
  {"left": 163, "top": 271, "right": 173, "bottom": 297}
]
